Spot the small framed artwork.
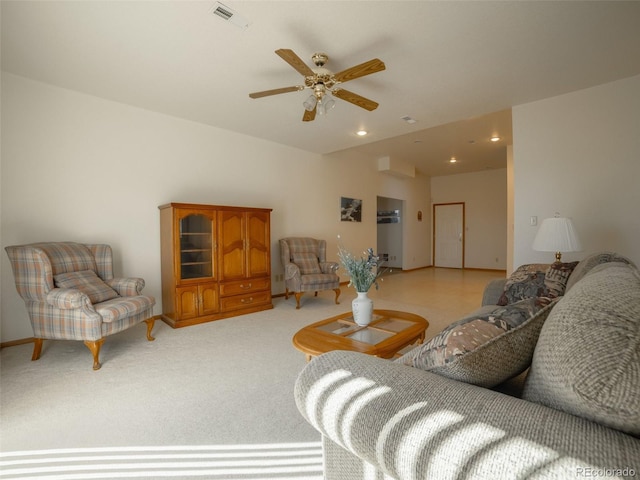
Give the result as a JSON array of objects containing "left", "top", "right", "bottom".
[{"left": 341, "top": 197, "right": 362, "bottom": 222}]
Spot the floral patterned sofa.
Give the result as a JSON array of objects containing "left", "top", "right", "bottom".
[{"left": 294, "top": 252, "right": 640, "bottom": 479}]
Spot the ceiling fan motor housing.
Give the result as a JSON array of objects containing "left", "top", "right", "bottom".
[{"left": 312, "top": 53, "right": 328, "bottom": 67}]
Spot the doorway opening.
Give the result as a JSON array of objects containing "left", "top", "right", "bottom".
[{"left": 377, "top": 196, "right": 403, "bottom": 270}]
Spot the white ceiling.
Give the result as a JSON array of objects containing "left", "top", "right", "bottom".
[{"left": 3, "top": 1, "right": 640, "bottom": 176}]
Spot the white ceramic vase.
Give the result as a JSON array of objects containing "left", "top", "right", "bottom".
[{"left": 352, "top": 291, "right": 374, "bottom": 326}]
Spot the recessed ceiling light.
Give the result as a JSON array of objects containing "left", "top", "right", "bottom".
[
  {"left": 356, "top": 130, "right": 368, "bottom": 136},
  {"left": 450, "top": 157, "right": 457, "bottom": 163},
  {"left": 401, "top": 115, "right": 417, "bottom": 124},
  {"left": 490, "top": 136, "right": 501, "bottom": 142}
]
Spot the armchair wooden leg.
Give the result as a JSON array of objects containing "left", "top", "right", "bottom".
[
  {"left": 144, "top": 318, "right": 156, "bottom": 341},
  {"left": 32, "top": 338, "right": 44, "bottom": 361},
  {"left": 334, "top": 288, "right": 341, "bottom": 305},
  {"left": 284, "top": 288, "right": 289, "bottom": 300},
  {"left": 84, "top": 339, "right": 105, "bottom": 371},
  {"left": 295, "top": 292, "right": 303, "bottom": 309}
]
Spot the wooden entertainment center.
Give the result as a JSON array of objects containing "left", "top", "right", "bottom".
[{"left": 159, "top": 202, "right": 273, "bottom": 328}]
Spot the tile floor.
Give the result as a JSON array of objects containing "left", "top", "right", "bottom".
[{"left": 367, "top": 266, "right": 506, "bottom": 337}]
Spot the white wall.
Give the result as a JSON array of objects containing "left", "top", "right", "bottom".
[
  {"left": 512, "top": 75, "right": 640, "bottom": 268},
  {"left": 0, "top": 73, "right": 432, "bottom": 342},
  {"left": 431, "top": 169, "right": 508, "bottom": 270}
]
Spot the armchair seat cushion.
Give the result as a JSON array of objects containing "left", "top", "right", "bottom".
[
  {"left": 54, "top": 270, "right": 119, "bottom": 304},
  {"left": 300, "top": 273, "right": 340, "bottom": 288},
  {"left": 95, "top": 295, "right": 155, "bottom": 323}
]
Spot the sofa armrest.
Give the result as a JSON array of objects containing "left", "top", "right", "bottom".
[
  {"left": 106, "top": 277, "right": 145, "bottom": 296},
  {"left": 295, "top": 351, "right": 640, "bottom": 480},
  {"left": 482, "top": 278, "right": 506, "bottom": 306}
]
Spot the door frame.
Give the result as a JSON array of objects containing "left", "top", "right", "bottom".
[{"left": 433, "top": 202, "right": 465, "bottom": 268}]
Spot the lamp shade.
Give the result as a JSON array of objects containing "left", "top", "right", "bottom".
[{"left": 533, "top": 217, "right": 582, "bottom": 254}]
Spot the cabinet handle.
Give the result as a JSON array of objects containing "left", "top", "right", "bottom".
[
  {"left": 240, "top": 283, "right": 252, "bottom": 289},
  {"left": 241, "top": 297, "right": 254, "bottom": 304}
]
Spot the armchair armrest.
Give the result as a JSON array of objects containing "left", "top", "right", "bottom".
[
  {"left": 46, "top": 288, "right": 93, "bottom": 309},
  {"left": 319, "top": 261, "right": 338, "bottom": 274},
  {"left": 295, "top": 351, "right": 639, "bottom": 480},
  {"left": 482, "top": 278, "right": 507, "bottom": 305},
  {"left": 106, "top": 277, "right": 145, "bottom": 296},
  {"left": 284, "top": 263, "right": 301, "bottom": 280}
]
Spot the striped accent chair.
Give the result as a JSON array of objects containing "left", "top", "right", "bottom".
[
  {"left": 5, "top": 242, "right": 156, "bottom": 370},
  {"left": 279, "top": 237, "right": 341, "bottom": 309}
]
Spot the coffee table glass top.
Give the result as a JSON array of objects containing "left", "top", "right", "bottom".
[{"left": 314, "top": 315, "right": 415, "bottom": 346}]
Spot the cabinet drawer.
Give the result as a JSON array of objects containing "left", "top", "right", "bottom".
[
  {"left": 220, "top": 290, "right": 271, "bottom": 312},
  {"left": 219, "top": 278, "right": 270, "bottom": 297}
]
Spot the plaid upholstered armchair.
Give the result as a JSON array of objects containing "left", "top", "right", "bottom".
[
  {"left": 279, "top": 237, "right": 341, "bottom": 309},
  {"left": 5, "top": 242, "right": 156, "bottom": 370}
]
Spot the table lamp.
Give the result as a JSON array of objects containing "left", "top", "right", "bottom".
[{"left": 532, "top": 214, "right": 582, "bottom": 263}]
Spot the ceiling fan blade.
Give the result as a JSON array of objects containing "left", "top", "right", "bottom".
[
  {"left": 249, "top": 86, "right": 303, "bottom": 99},
  {"left": 332, "top": 89, "right": 379, "bottom": 111},
  {"left": 302, "top": 106, "right": 317, "bottom": 122},
  {"left": 275, "top": 49, "right": 315, "bottom": 77},
  {"left": 333, "top": 58, "right": 386, "bottom": 83}
]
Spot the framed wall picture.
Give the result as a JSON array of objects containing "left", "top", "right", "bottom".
[{"left": 341, "top": 197, "right": 362, "bottom": 222}]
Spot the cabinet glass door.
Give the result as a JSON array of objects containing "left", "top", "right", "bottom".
[{"left": 179, "top": 214, "right": 213, "bottom": 279}]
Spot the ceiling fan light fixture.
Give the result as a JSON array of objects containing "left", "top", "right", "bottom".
[
  {"left": 323, "top": 97, "right": 335, "bottom": 112},
  {"left": 303, "top": 95, "right": 317, "bottom": 112}
]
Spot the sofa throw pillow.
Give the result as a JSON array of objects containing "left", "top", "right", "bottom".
[
  {"left": 544, "top": 261, "right": 578, "bottom": 298},
  {"left": 54, "top": 270, "right": 119, "bottom": 304},
  {"left": 396, "top": 297, "right": 558, "bottom": 388},
  {"left": 292, "top": 252, "right": 322, "bottom": 275},
  {"left": 522, "top": 262, "right": 640, "bottom": 437},
  {"left": 497, "top": 264, "right": 550, "bottom": 306}
]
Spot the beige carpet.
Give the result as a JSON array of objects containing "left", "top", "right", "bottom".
[{"left": 0, "top": 293, "right": 437, "bottom": 479}]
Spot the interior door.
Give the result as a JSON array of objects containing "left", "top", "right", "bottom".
[{"left": 434, "top": 203, "right": 464, "bottom": 268}]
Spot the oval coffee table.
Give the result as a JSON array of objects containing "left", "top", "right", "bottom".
[{"left": 293, "top": 309, "right": 429, "bottom": 362}]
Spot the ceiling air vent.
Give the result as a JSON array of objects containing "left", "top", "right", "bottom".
[{"left": 209, "top": 2, "right": 250, "bottom": 29}]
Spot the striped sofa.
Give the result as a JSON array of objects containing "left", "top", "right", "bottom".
[
  {"left": 295, "top": 253, "right": 640, "bottom": 479},
  {"left": 5, "top": 242, "right": 156, "bottom": 370}
]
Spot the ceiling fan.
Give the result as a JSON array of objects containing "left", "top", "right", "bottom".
[{"left": 249, "top": 49, "right": 386, "bottom": 122}]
